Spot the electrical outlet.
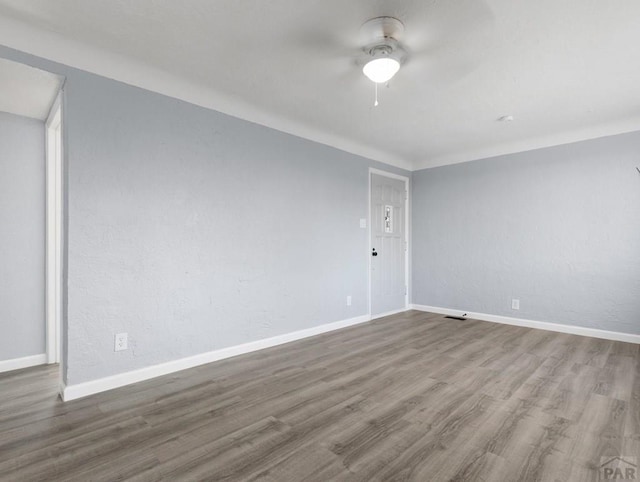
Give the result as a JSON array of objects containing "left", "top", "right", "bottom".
[
  {"left": 114, "top": 332, "right": 128, "bottom": 351},
  {"left": 346, "top": 295, "right": 352, "bottom": 306},
  {"left": 511, "top": 299, "right": 520, "bottom": 310}
]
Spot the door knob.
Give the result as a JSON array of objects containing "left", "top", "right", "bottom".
[{"left": 372, "top": 248, "right": 378, "bottom": 257}]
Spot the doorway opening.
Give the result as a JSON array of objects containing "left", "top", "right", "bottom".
[{"left": 0, "top": 58, "right": 64, "bottom": 377}]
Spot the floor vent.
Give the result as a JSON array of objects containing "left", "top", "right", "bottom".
[{"left": 444, "top": 315, "right": 467, "bottom": 321}]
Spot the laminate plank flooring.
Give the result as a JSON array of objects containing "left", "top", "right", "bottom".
[{"left": 1, "top": 310, "right": 638, "bottom": 481}]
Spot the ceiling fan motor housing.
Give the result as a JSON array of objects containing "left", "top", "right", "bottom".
[{"left": 360, "top": 17, "right": 407, "bottom": 65}]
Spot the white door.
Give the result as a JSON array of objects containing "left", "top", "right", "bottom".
[{"left": 370, "top": 172, "right": 407, "bottom": 317}]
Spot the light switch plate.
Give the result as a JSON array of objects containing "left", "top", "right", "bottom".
[{"left": 360, "top": 218, "right": 367, "bottom": 228}]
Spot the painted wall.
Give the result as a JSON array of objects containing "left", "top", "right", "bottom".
[
  {"left": 0, "top": 46, "right": 409, "bottom": 386},
  {"left": 412, "top": 131, "right": 640, "bottom": 334},
  {"left": 0, "top": 111, "right": 45, "bottom": 361}
]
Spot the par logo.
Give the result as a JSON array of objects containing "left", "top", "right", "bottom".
[{"left": 600, "top": 456, "right": 637, "bottom": 480}]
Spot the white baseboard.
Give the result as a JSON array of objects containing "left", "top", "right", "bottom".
[
  {"left": 63, "top": 314, "right": 371, "bottom": 402},
  {"left": 371, "top": 306, "right": 409, "bottom": 320},
  {"left": 410, "top": 304, "right": 640, "bottom": 344},
  {"left": 0, "top": 353, "right": 47, "bottom": 373}
]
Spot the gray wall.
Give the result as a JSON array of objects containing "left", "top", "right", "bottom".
[
  {"left": 412, "top": 131, "right": 640, "bottom": 334},
  {"left": 0, "top": 46, "right": 409, "bottom": 385},
  {"left": 0, "top": 111, "right": 45, "bottom": 361}
]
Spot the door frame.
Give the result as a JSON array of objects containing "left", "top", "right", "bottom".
[
  {"left": 368, "top": 168, "right": 410, "bottom": 319},
  {"left": 45, "top": 90, "right": 63, "bottom": 365}
]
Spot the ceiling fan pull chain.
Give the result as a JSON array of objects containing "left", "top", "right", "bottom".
[{"left": 374, "top": 82, "right": 379, "bottom": 107}]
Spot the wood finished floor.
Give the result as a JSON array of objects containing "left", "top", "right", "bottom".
[{"left": 1, "top": 311, "right": 639, "bottom": 481}]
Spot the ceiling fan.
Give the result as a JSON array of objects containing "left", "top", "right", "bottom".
[
  {"left": 359, "top": 16, "right": 407, "bottom": 85},
  {"left": 289, "top": 5, "right": 495, "bottom": 107},
  {"left": 357, "top": 16, "right": 408, "bottom": 106},
  {"left": 352, "top": 7, "right": 495, "bottom": 106}
]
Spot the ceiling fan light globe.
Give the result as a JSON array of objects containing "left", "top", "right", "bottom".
[{"left": 363, "top": 58, "right": 400, "bottom": 83}]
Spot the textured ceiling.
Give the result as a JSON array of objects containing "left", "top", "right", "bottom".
[
  {"left": 1, "top": 0, "right": 639, "bottom": 169},
  {"left": 0, "top": 57, "right": 62, "bottom": 120}
]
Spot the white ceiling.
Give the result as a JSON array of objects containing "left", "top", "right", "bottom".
[
  {"left": 0, "top": 57, "right": 63, "bottom": 120},
  {"left": 1, "top": 0, "right": 639, "bottom": 170}
]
